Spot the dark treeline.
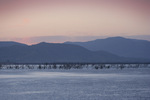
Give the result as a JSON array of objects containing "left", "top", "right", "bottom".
[{"left": 0, "top": 63, "right": 149, "bottom": 70}]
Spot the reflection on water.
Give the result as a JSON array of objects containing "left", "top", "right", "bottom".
[
  {"left": 0, "top": 71, "right": 119, "bottom": 78},
  {"left": 10, "top": 91, "right": 50, "bottom": 95}
]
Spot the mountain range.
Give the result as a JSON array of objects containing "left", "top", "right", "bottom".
[
  {"left": 65, "top": 37, "right": 150, "bottom": 59},
  {"left": 0, "top": 41, "right": 27, "bottom": 48},
  {"left": 0, "top": 37, "right": 150, "bottom": 63}
]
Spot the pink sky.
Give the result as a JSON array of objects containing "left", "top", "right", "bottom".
[{"left": 0, "top": 0, "right": 150, "bottom": 44}]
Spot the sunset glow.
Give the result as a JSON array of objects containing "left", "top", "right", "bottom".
[{"left": 0, "top": 0, "right": 150, "bottom": 44}]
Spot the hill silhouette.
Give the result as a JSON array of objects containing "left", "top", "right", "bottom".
[
  {"left": 0, "top": 41, "right": 27, "bottom": 48},
  {"left": 0, "top": 42, "right": 148, "bottom": 63},
  {"left": 65, "top": 37, "right": 150, "bottom": 59}
]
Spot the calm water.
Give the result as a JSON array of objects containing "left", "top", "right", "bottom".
[{"left": 0, "top": 68, "right": 150, "bottom": 100}]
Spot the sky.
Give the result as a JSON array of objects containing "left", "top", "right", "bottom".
[{"left": 0, "top": 0, "right": 150, "bottom": 44}]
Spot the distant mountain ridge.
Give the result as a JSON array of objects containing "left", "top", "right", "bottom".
[
  {"left": 0, "top": 42, "right": 123, "bottom": 63},
  {"left": 65, "top": 37, "right": 150, "bottom": 59},
  {"left": 0, "top": 41, "right": 27, "bottom": 48},
  {"left": 0, "top": 37, "right": 150, "bottom": 63}
]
